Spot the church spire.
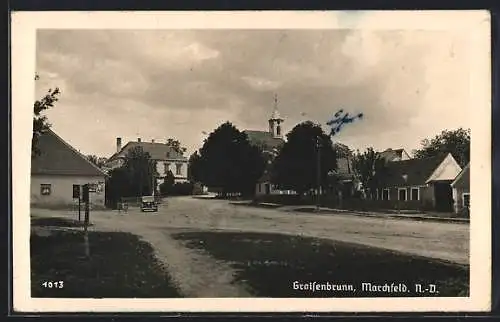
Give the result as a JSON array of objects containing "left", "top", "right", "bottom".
[{"left": 268, "top": 93, "right": 284, "bottom": 138}]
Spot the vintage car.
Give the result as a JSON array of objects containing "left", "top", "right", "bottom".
[{"left": 140, "top": 195, "right": 158, "bottom": 212}]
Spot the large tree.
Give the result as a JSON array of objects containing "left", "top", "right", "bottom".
[
  {"left": 196, "top": 122, "right": 266, "bottom": 196},
  {"left": 32, "top": 74, "right": 61, "bottom": 157},
  {"left": 351, "top": 147, "right": 386, "bottom": 197},
  {"left": 123, "top": 146, "right": 157, "bottom": 197},
  {"left": 271, "top": 121, "right": 337, "bottom": 196},
  {"left": 187, "top": 151, "right": 202, "bottom": 183},
  {"left": 413, "top": 128, "right": 470, "bottom": 168},
  {"left": 105, "top": 167, "right": 129, "bottom": 208}
]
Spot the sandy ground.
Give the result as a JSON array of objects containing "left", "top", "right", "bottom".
[{"left": 31, "top": 196, "right": 469, "bottom": 297}]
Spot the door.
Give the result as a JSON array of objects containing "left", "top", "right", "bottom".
[
  {"left": 265, "top": 183, "right": 271, "bottom": 195},
  {"left": 433, "top": 182, "right": 453, "bottom": 212}
]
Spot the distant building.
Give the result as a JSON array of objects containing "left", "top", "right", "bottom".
[
  {"left": 246, "top": 95, "right": 294, "bottom": 196},
  {"left": 105, "top": 137, "right": 188, "bottom": 192},
  {"left": 377, "top": 148, "right": 411, "bottom": 163},
  {"left": 373, "top": 153, "right": 462, "bottom": 212},
  {"left": 451, "top": 163, "right": 470, "bottom": 214},
  {"left": 31, "top": 129, "right": 107, "bottom": 208}
]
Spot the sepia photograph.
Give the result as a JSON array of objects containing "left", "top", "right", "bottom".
[{"left": 11, "top": 11, "right": 491, "bottom": 312}]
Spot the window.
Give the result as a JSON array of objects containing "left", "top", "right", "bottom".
[
  {"left": 166, "top": 152, "right": 171, "bottom": 158},
  {"left": 398, "top": 188, "right": 407, "bottom": 201},
  {"left": 463, "top": 193, "right": 470, "bottom": 209},
  {"left": 411, "top": 187, "right": 420, "bottom": 201},
  {"left": 164, "top": 162, "right": 170, "bottom": 173},
  {"left": 40, "top": 184, "right": 51, "bottom": 196},
  {"left": 375, "top": 189, "right": 379, "bottom": 200},
  {"left": 176, "top": 163, "right": 182, "bottom": 175},
  {"left": 276, "top": 125, "right": 281, "bottom": 136},
  {"left": 382, "top": 189, "right": 390, "bottom": 201}
]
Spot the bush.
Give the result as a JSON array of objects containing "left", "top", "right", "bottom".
[{"left": 163, "top": 182, "right": 194, "bottom": 196}]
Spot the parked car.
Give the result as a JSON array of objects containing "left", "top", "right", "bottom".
[{"left": 141, "top": 196, "right": 158, "bottom": 212}]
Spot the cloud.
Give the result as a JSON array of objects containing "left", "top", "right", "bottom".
[{"left": 35, "top": 28, "right": 471, "bottom": 157}]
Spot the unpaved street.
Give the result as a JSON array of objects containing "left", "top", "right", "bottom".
[{"left": 31, "top": 196, "right": 469, "bottom": 297}]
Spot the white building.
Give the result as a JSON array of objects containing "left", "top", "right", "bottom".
[{"left": 105, "top": 137, "right": 188, "bottom": 192}]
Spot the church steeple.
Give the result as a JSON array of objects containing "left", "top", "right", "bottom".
[{"left": 268, "top": 93, "right": 284, "bottom": 138}]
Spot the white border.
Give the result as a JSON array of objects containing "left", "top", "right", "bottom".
[{"left": 11, "top": 10, "right": 491, "bottom": 313}]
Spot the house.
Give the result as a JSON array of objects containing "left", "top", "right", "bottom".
[
  {"left": 105, "top": 137, "right": 188, "bottom": 192},
  {"left": 373, "top": 153, "right": 462, "bottom": 212},
  {"left": 451, "top": 163, "right": 470, "bottom": 214},
  {"left": 31, "top": 129, "right": 107, "bottom": 208},
  {"left": 378, "top": 148, "right": 411, "bottom": 163},
  {"left": 248, "top": 100, "right": 294, "bottom": 196}
]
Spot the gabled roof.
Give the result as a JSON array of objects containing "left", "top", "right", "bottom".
[
  {"left": 108, "top": 141, "right": 188, "bottom": 162},
  {"left": 376, "top": 153, "right": 448, "bottom": 187},
  {"left": 451, "top": 163, "right": 470, "bottom": 188},
  {"left": 244, "top": 130, "right": 284, "bottom": 151},
  {"left": 377, "top": 148, "right": 409, "bottom": 162},
  {"left": 31, "top": 129, "right": 107, "bottom": 177}
]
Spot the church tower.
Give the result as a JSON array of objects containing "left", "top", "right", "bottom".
[{"left": 268, "top": 94, "right": 284, "bottom": 138}]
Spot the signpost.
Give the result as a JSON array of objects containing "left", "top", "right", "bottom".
[
  {"left": 82, "top": 184, "right": 91, "bottom": 257},
  {"left": 73, "top": 185, "right": 81, "bottom": 221}
]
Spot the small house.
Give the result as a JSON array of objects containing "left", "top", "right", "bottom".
[{"left": 451, "top": 163, "right": 470, "bottom": 214}]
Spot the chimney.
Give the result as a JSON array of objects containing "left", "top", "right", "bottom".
[
  {"left": 137, "top": 138, "right": 141, "bottom": 143},
  {"left": 116, "top": 137, "right": 122, "bottom": 152}
]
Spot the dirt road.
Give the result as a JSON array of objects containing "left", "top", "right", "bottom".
[{"left": 31, "top": 196, "right": 469, "bottom": 297}]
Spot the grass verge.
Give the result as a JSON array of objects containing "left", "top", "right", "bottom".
[
  {"left": 172, "top": 231, "right": 469, "bottom": 298},
  {"left": 31, "top": 229, "right": 181, "bottom": 298}
]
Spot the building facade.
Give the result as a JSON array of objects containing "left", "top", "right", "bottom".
[
  {"left": 105, "top": 137, "right": 189, "bottom": 192},
  {"left": 373, "top": 153, "right": 462, "bottom": 212},
  {"left": 451, "top": 163, "right": 470, "bottom": 214},
  {"left": 31, "top": 129, "right": 107, "bottom": 208}
]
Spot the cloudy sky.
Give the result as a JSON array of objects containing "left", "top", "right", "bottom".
[{"left": 35, "top": 23, "right": 471, "bottom": 158}]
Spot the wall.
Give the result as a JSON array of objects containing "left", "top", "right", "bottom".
[
  {"left": 255, "top": 182, "right": 296, "bottom": 196},
  {"left": 375, "top": 185, "right": 435, "bottom": 211},
  {"left": 31, "top": 175, "right": 106, "bottom": 208},
  {"left": 154, "top": 159, "right": 189, "bottom": 183},
  {"left": 453, "top": 186, "right": 470, "bottom": 213}
]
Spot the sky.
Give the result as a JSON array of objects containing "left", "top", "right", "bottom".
[{"left": 35, "top": 20, "right": 471, "bottom": 158}]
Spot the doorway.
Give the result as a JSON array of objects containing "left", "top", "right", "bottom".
[{"left": 433, "top": 181, "right": 453, "bottom": 212}]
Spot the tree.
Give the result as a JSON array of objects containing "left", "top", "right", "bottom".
[
  {"left": 187, "top": 151, "right": 202, "bottom": 183},
  {"left": 32, "top": 74, "right": 61, "bottom": 157},
  {"left": 196, "top": 122, "right": 266, "bottom": 196},
  {"left": 271, "top": 121, "right": 337, "bottom": 196},
  {"left": 123, "top": 146, "right": 157, "bottom": 197},
  {"left": 413, "top": 128, "right": 470, "bottom": 168},
  {"left": 159, "top": 170, "right": 175, "bottom": 195},
  {"left": 165, "top": 138, "right": 187, "bottom": 155},
  {"left": 351, "top": 147, "right": 386, "bottom": 198},
  {"left": 105, "top": 167, "right": 129, "bottom": 208},
  {"left": 87, "top": 155, "right": 108, "bottom": 168}
]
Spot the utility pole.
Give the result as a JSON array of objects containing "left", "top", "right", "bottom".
[{"left": 316, "top": 136, "right": 321, "bottom": 212}]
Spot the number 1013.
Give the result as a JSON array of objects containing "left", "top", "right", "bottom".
[{"left": 41, "top": 281, "right": 64, "bottom": 289}]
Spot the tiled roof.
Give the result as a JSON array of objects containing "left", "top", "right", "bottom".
[
  {"left": 244, "top": 130, "right": 284, "bottom": 151},
  {"left": 375, "top": 153, "right": 448, "bottom": 187},
  {"left": 31, "top": 129, "right": 107, "bottom": 177},
  {"left": 108, "top": 141, "right": 188, "bottom": 162},
  {"left": 451, "top": 163, "right": 470, "bottom": 188}
]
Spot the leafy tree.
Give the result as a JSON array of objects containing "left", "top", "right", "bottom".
[
  {"left": 187, "top": 151, "right": 202, "bottom": 183},
  {"left": 351, "top": 147, "right": 386, "bottom": 198},
  {"left": 87, "top": 155, "right": 108, "bottom": 168},
  {"left": 165, "top": 138, "right": 187, "bottom": 155},
  {"left": 271, "top": 121, "right": 337, "bottom": 196},
  {"left": 196, "top": 122, "right": 266, "bottom": 196},
  {"left": 105, "top": 167, "right": 129, "bottom": 208},
  {"left": 159, "top": 170, "right": 175, "bottom": 195},
  {"left": 123, "top": 146, "right": 157, "bottom": 197},
  {"left": 412, "top": 128, "right": 470, "bottom": 168},
  {"left": 32, "top": 74, "right": 61, "bottom": 157}
]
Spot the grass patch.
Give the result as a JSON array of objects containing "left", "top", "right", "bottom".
[
  {"left": 172, "top": 231, "right": 469, "bottom": 298},
  {"left": 31, "top": 230, "right": 181, "bottom": 298}
]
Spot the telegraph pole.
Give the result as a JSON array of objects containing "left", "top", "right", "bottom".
[{"left": 316, "top": 136, "right": 321, "bottom": 212}]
